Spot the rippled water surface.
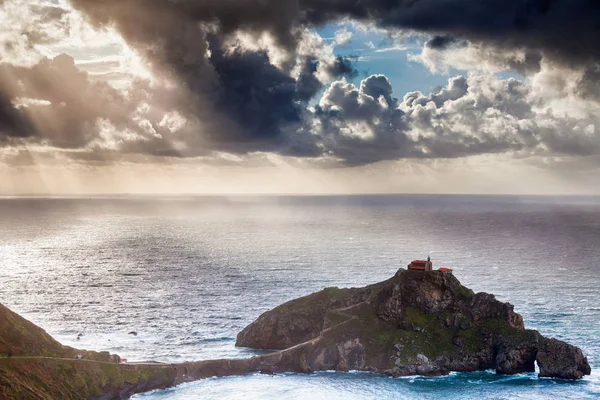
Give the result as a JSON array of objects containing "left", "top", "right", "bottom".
[{"left": 1, "top": 195, "right": 599, "bottom": 399}]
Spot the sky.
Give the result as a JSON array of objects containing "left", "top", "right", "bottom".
[{"left": 1, "top": 0, "right": 600, "bottom": 195}]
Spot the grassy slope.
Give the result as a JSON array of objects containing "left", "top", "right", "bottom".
[
  {"left": 0, "top": 358, "right": 175, "bottom": 400},
  {"left": 0, "top": 304, "right": 75, "bottom": 358},
  {"left": 0, "top": 304, "right": 176, "bottom": 399}
]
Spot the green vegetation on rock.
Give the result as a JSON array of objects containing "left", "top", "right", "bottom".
[{"left": 237, "top": 269, "right": 592, "bottom": 379}]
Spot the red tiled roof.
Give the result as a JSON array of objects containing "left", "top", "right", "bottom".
[
  {"left": 438, "top": 267, "right": 453, "bottom": 272},
  {"left": 410, "top": 262, "right": 427, "bottom": 267}
]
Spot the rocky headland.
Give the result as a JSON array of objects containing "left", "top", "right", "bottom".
[
  {"left": 236, "top": 269, "right": 591, "bottom": 379},
  {"left": 0, "top": 269, "right": 591, "bottom": 399}
]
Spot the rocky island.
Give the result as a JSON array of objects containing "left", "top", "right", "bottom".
[
  {"left": 0, "top": 269, "right": 591, "bottom": 399},
  {"left": 237, "top": 269, "right": 591, "bottom": 379}
]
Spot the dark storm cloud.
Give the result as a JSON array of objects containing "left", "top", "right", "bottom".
[
  {"left": 426, "top": 36, "right": 459, "bottom": 50},
  {"left": 0, "top": 54, "right": 137, "bottom": 148},
  {"left": 296, "top": 59, "right": 322, "bottom": 102},
  {"left": 2, "top": 0, "right": 599, "bottom": 164},
  {"left": 0, "top": 53, "right": 189, "bottom": 157},
  {"left": 329, "top": 56, "right": 358, "bottom": 79},
  {"left": 63, "top": 0, "right": 358, "bottom": 156},
  {"left": 0, "top": 93, "right": 34, "bottom": 139},
  {"left": 507, "top": 52, "right": 543, "bottom": 75},
  {"left": 296, "top": 56, "right": 357, "bottom": 102},
  {"left": 300, "top": 0, "right": 600, "bottom": 67},
  {"left": 205, "top": 35, "right": 301, "bottom": 147},
  {"left": 578, "top": 66, "right": 600, "bottom": 100},
  {"left": 70, "top": 0, "right": 600, "bottom": 68},
  {"left": 66, "top": 0, "right": 600, "bottom": 130}
]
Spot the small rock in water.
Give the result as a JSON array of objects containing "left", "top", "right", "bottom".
[{"left": 128, "top": 331, "right": 138, "bottom": 336}]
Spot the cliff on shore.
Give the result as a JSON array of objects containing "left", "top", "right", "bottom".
[
  {"left": 237, "top": 269, "right": 591, "bottom": 379},
  {"left": 0, "top": 269, "right": 592, "bottom": 399}
]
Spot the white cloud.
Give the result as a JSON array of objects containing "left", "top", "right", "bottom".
[
  {"left": 407, "top": 42, "right": 520, "bottom": 74},
  {"left": 306, "top": 70, "right": 600, "bottom": 165},
  {"left": 333, "top": 28, "right": 353, "bottom": 46},
  {"left": 374, "top": 45, "right": 409, "bottom": 53},
  {"left": 0, "top": 0, "right": 154, "bottom": 88}
]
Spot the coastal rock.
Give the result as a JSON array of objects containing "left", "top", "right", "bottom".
[
  {"left": 495, "top": 344, "right": 537, "bottom": 374},
  {"left": 537, "top": 337, "right": 592, "bottom": 379},
  {"left": 335, "top": 339, "right": 366, "bottom": 371},
  {"left": 377, "top": 284, "right": 404, "bottom": 321},
  {"left": 378, "top": 270, "right": 461, "bottom": 318},
  {"left": 236, "top": 286, "right": 373, "bottom": 349},
  {"left": 237, "top": 269, "right": 591, "bottom": 380},
  {"left": 470, "top": 293, "right": 524, "bottom": 329}
]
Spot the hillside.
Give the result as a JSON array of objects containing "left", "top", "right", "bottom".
[
  {"left": 0, "top": 303, "right": 75, "bottom": 359},
  {"left": 0, "top": 304, "right": 177, "bottom": 399}
]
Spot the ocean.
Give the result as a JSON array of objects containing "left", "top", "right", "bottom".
[{"left": 1, "top": 195, "right": 599, "bottom": 399}]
